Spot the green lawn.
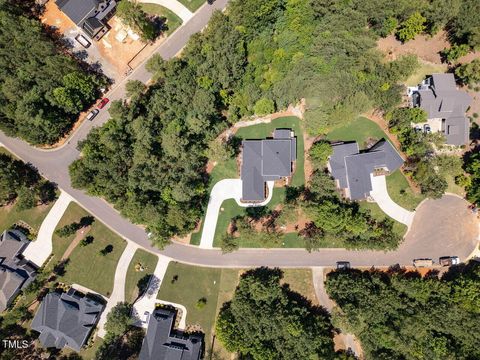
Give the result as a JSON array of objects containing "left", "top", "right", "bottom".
[
  {"left": 158, "top": 262, "right": 222, "bottom": 350},
  {"left": 177, "top": 0, "right": 205, "bottom": 12},
  {"left": 125, "top": 249, "right": 159, "bottom": 303},
  {"left": 51, "top": 203, "right": 127, "bottom": 297},
  {"left": 158, "top": 263, "right": 319, "bottom": 358},
  {"left": 191, "top": 116, "right": 305, "bottom": 246},
  {"left": 0, "top": 202, "right": 55, "bottom": 237},
  {"left": 359, "top": 201, "right": 407, "bottom": 238},
  {"left": 404, "top": 61, "right": 447, "bottom": 87},
  {"left": 140, "top": 3, "right": 183, "bottom": 35},
  {"left": 327, "top": 116, "right": 424, "bottom": 211}
]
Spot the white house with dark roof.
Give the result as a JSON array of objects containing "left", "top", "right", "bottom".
[
  {"left": 408, "top": 73, "right": 472, "bottom": 146},
  {"left": 0, "top": 230, "right": 36, "bottom": 312},
  {"left": 31, "top": 289, "right": 104, "bottom": 352},
  {"left": 328, "top": 139, "right": 404, "bottom": 200},
  {"left": 241, "top": 129, "right": 296, "bottom": 202}
]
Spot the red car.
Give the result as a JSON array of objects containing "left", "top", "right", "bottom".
[{"left": 97, "top": 98, "right": 109, "bottom": 109}]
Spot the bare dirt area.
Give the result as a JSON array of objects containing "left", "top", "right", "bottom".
[
  {"left": 41, "top": 0, "right": 76, "bottom": 34},
  {"left": 377, "top": 31, "right": 450, "bottom": 64}
]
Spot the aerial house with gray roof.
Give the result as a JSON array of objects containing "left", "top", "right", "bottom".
[
  {"left": 139, "top": 308, "right": 203, "bottom": 360},
  {"left": 409, "top": 73, "right": 472, "bottom": 146},
  {"left": 0, "top": 229, "right": 37, "bottom": 312},
  {"left": 328, "top": 139, "right": 404, "bottom": 200},
  {"left": 31, "top": 288, "right": 105, "bottom": 352},
  {"left": 241, "top": 129, "right": 297, "bottom": 202},
  {"left": 56, "top": 0, "right": 116, "bottom": 40}
]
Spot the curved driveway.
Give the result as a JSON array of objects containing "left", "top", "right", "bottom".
[
  {"left": 0, "top": 0, "right": 478, "bottom": 269},
  {"left": 199, "top": 179, "right": 274, "bottom": 248}
]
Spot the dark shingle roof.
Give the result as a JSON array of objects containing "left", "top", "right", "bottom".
[
  {"left": 415, "top": 73, "right": 472, "bottom": 145},
  {"left": 56, "top": 0, "right": 99, "bottom": 25},
  {"left": 329, "top": 139, "right": 404, "bottom": 200},
  {"left": 0, "top": 230, "right": 36, "bottom": 312},
  {"left": 139, "top": 308, "right": 203, "bottom": 360},
  {"left": 241, "top": 129, "right": 296, "bottom": 202},
  {"left": 31, "top": 290, "right": 104, "bottom": 352}
]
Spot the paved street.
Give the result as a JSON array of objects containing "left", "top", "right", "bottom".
[{"left": 0, "top": 0, "right": 478, "bottom": 269}]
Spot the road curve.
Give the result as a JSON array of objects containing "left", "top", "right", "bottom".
[{"left": 0, "top": 0, "right": 477, "bottom": 269}]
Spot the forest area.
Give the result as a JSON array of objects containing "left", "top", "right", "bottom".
[
  {"left": 68, "top": 0, "right": 480, "bottom": 247},
  {"left": 0, "top": 0, "right": 103, "bottom": 145},
  {"left": 326, "top": 262, "right": 480, "bottom": 360}
]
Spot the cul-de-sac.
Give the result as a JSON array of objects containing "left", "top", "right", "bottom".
[{"left": 0, "top": 0, "right": 479, "bottom": 359}]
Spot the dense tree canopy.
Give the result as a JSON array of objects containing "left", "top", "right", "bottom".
[
  {"left": 0, "top": 153, "right": 56, "bottom": 208},
  {"left": 326, "top": 263, "right": 480, "bottom": 359},
  {"left": 0, "top": 0, "right": 102, "bottom": 145},
  {"left": 70, "top": 0, "right": 424, "bottom": 246},
  {"left": 216, "top": 267, "right": 336, "bottom": 360}
]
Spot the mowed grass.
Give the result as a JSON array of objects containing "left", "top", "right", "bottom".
[
  {"left": 159, "top": 263, "right": 318, "bottom": 358},
  {"left": 158, "top": 262, "right": 222, "bottom": 350},
  {"left": 52, "top": 203, "right": 127, "bottom": 297},
  {"left": 140, "top": 3, "right": 183, "bottom": 35},
  {"left": 125, "top": 249, "right": 159, "bottom": 303},
  {"left": 327, "top": 116, "right": 424, "bottom": 211},
  {"left": 177, "top": 0, "right": 205, "bottom": 12},
  {"left": 0, "top": 202, "right": 55, "bottom": 236},
  {"left": 191, "top": 116, "right": 305, "bottom": 246}
]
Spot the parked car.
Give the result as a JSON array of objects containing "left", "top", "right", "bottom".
[
  {"left": 423, "top": 124, "right": 431, "bottom": 134},
  {"left": 413, "top": 258, "right": 433, "bottom": 267},
  {"left": 75, "top": 34, "right": 91, "bottom": 48},
  {"left": 336, "top": 261, "right": 351, "bottom": 270},
  {"left": 86, "top": 109, "right": 99, "bottom": 121},
  {"left": 98, "top": 98, "right": 109, "bottom": 109},
  {"left": 439, "top": 256, "right": 460, "bottom": 266},
  {"left": 414, "top": 125, "right": 422, "bottom": 132}
]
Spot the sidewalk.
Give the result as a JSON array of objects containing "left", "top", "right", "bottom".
[{"left": 23, "top": 192, "right": 73, "bottom": 267}]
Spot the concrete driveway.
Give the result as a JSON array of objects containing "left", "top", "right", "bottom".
[
  {"left": 199, "top": 179, "right": 274, "bottom": 249},
  {"left": 369, "top": 174, "right": 415, "bottom": 227},
  {"left": 23, "top": 192, "right": 73, "bottom": 267},
  {"left": 97, "top": 241, "right": 138, "bottom": 338}
]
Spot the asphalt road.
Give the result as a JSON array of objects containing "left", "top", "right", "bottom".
[{"left": 0, "top": 0, "right": 478, "bottom": 268}]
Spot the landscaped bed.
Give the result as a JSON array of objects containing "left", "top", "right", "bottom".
[
  {"left": 124, "top": 248, "right": 159, "bottom": 303},
  {"left": 51, "top": 202, "right": 127, "bottom": 297}
]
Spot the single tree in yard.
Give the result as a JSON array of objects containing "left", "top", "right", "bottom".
[
  {"left": 116, "top": 0, "right": 157, "bottom": 42},
  {"left": 105, "top": 302, "right": 133, "bottom": 338},
  {"left": 216, "top": 267, "right": 335, "bottom": 360},
  {"left": 396, "top": 12, "right": 426, "bottom": 42}
]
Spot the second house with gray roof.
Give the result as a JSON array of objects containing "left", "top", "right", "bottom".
[
  {"left": 328, "top": 139, "right": 404, "bottom": 200},
  {"left": 409, "top": 73, "right": 472, "bottom": 146},
  {"left": 241, "top": 129, "right": 296, "bottom": 202}
]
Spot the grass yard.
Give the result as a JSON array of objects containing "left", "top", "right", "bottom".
[
  {"left": 51, "top": 202, "right": 127, "bottom": 297},
  {"left": 125, "top": 249, "right": 159, "bottom": 303},
  {"left": 140, "top": 3, "right": 183, "bottom": 35},
  {"left": 157, "top": 262, "right": 222, "bottom": 350},
  {"left": 191, "top": 116, "right": 305, "bottom": 246},
  {"left": 159, "top": 263, "right": 319, "bottom": 358},
  {"left": 327, "top": 117, "right": 424, "bottom": 210},
  {"left": 0, "top": 202, "right": 55, "bottom": 236},
  {"left": 282, "top": 268, "right": 318, "bottom": 305},
  {"left": 359, "top": 201, "right": 407, "bottom": 238},
  {"left": 404, "top": 61, "right": 447, "bottom": 87},
  {"left": 177, "top": 0, "right": 205, "bottom": 12}
]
